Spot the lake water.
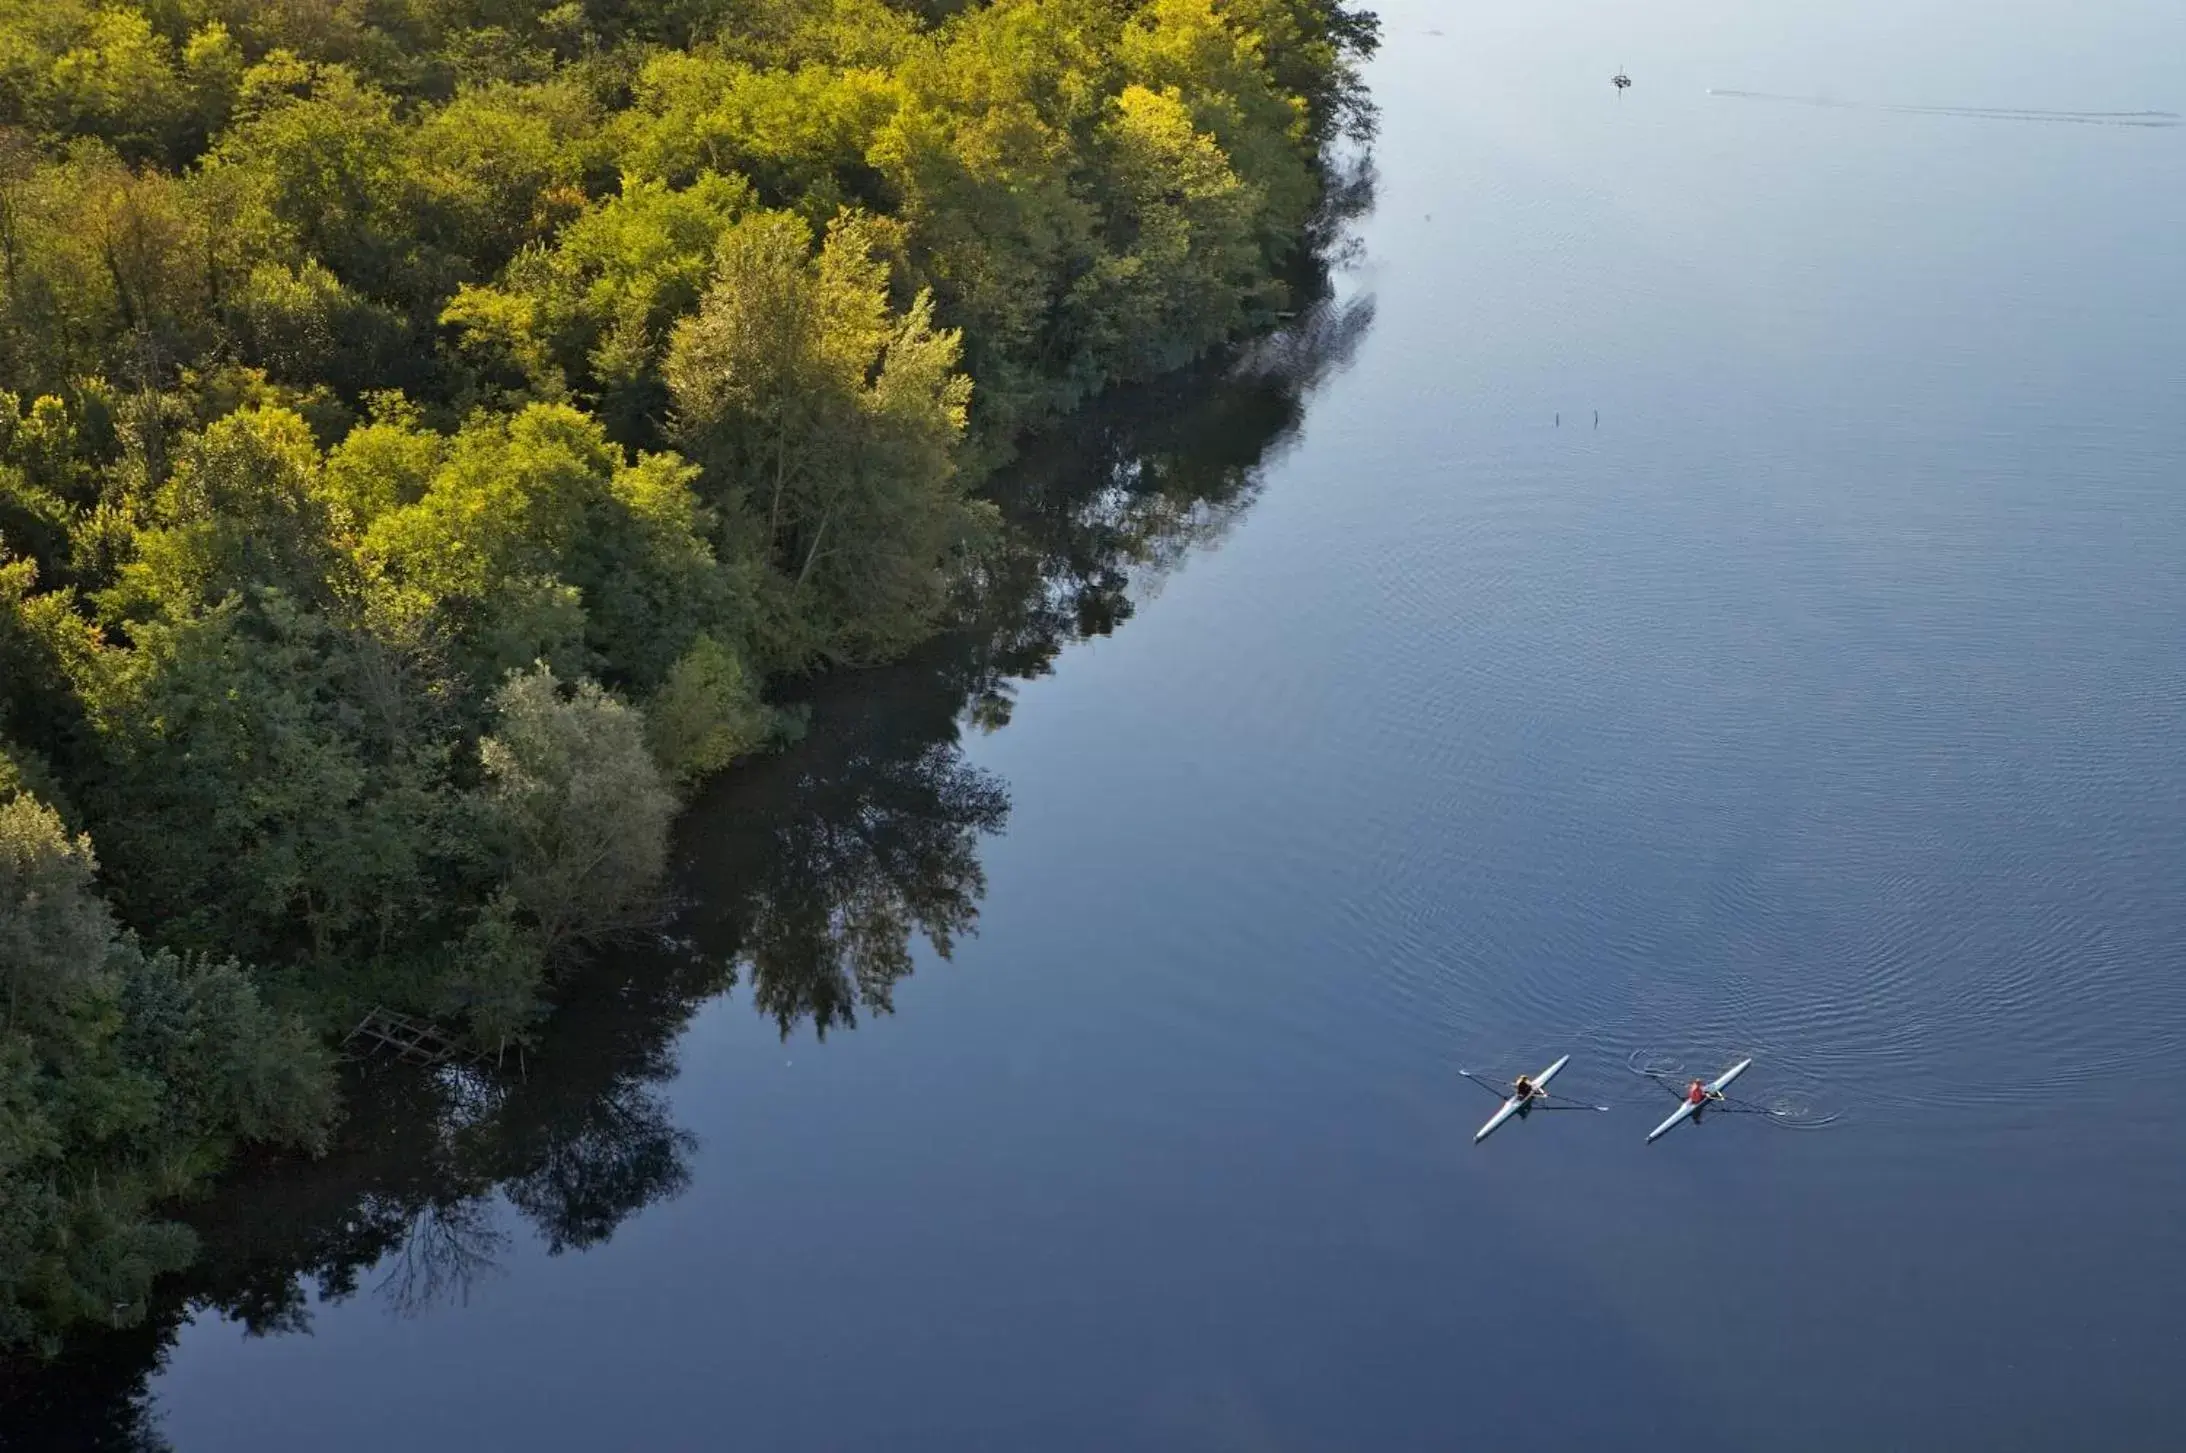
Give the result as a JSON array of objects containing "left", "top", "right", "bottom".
[{"left": 37, "top": 0, "right": 2186, "bottom": 1446}]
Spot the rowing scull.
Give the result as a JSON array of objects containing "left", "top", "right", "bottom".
[
  {"left": 1474, "top": 1054, "right": 1571, "bottom": 1143},
  {"left": 1644, "top": 1058, "right": 1752, "bottom": 1143}
]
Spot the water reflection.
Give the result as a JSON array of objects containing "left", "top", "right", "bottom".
[
  {"left": 963, "top": 293, "right": 1374, "bottom": 734},
  {"left": 376, "top": 1198, "right": 509, "bottom": 1317},
  {"left": 682, "top": 712, "right": 1011, "bottom": 1037},
  {"left": 0, "top": 284, "right": 1371, "bottom": 1451}
]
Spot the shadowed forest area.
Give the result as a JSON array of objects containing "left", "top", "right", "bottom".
[
  {"left": 0, "top": 290, "right": 1373, "bottom": 1447},
  {"left": 0, "top": 0, "right": 1375, "bottom": 1356}
]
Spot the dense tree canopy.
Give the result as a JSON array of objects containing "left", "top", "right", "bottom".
[{"left": 0, "top": 0, "right": 1375, "bottom": 1351}]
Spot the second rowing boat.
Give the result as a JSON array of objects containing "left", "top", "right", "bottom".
[{"left": 1644, "top": 1058, "right": 1752, "bottom": 1143}]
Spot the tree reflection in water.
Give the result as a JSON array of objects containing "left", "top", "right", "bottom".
[
  {"left": 684, "top": 719, "right": 1011, "bottom": 1038},
  {"left": 0, "top": 285, "right": 1372, "bottom": 1451},
  {"left": 377, "top": 1197, "right": 510, "bottom": 1318}
]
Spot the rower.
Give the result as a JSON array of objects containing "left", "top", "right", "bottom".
[
  {"left": 1513, "top": 1073, "right": 1538, "bottom": 1101},
  {"left": 1685, "top": 1078, "right": 1708, "bottom": 1107}
]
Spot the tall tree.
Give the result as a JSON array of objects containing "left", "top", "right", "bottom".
[{"left": 666, "top": 207, "right": 986, "bottom": 665}]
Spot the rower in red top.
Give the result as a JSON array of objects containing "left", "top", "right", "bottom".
[{"left": 1685, "top": 1078, "right": 1708, "bottom": 1107}]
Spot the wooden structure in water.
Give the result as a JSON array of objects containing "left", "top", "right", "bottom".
[{"left": 343, "top": 1007, "right": 476, "bottom": 1066}]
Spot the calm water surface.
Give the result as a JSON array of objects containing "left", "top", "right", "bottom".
[{"left": 128, "top": 0, "right": 2186, "bottom": 1446}]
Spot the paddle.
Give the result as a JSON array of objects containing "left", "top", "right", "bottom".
[
  {"left": 1457, "top": 1068, "right": 1530, "bottom": 1101},
  {"left": 1536, "top": 1094, "right": 1611, "bottom": 1112}
]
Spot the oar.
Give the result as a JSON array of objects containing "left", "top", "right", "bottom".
[
  {"left": 1627, "top": 1061, "right": 1691, "bottom": 1101},
  {"left": 1538, "top": 1093, "right": 1612, "bottom": 1112},
  {"left": 1457, "top": 1069, "right": 1517, "bottom": 1100}
]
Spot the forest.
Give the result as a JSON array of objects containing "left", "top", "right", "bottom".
[{"left": 0, "top": 0, "right": 1374, "bottom": 1351}]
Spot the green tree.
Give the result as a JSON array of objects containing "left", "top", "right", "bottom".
[
  {"left": 1118, "top": 0, "right": 1321, "bottom": 260},
  {"left": 1073, "top": 81, "right": 1268, "bottom": 382},
  {"left": 0, "top": 150, "right": 212, "bottom": 393},
  {"left": 320, "top": 392, "right": 445, "bottom": 527},
  {"left": 708, "top": 0, "right": 922, "bottom": 70},
  {"left": 0, "top": 789, "right": 108, "bottom": 1036},
  {"left": 479, "top": 663, "right": 674, "bottom": 954},
  {"left": 616, "top": 51, "right": 900, "bottom": 221},
  {"left": 208, "top": 64, "right": 440, "bottom": 310},
  {"left": 357, "top": 402, "right": 747, "bottom": 697},
  {"left": 408, "top": 77, "right": 601, "bottom": 275},
  {"left": 39, "top": 8, "right": 190, "bottom": 162},
  {"left": 101, "top": 405, "right": 344, "bottom": 626},
  {"left": 666, "top": 207, "right": 987, "bottom": 664},
  {"left": 181, "top": 22, "right": 247, "bottom": 150},
  {"left": 115, "top": 945, "right": 336, "bottom": 1159},
  {"left": 645, "top": 630, "right": 769, "bottom": 784},
  {"left": 441, "top": 171, "right": 752, "bottom": 438},
  {"left": 72, "top": 591, "right": 470, "bottom": 973},
  {"left": 0, "top": 762, "right": 332, "bottom": 1353},
  {"left": 0, "top": 549, "right": 97, "bottom": 771},
  {"left": 866, "top": 0, "right": 1113, "bottom": 424}
]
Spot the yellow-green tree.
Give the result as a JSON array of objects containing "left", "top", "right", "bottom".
[{"left": 666, "top": 208, "right": 986, "bottom": 665}]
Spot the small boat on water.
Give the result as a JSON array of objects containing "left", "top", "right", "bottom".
[
  {"left": 1473, "top": 1054, "right": 1567, "bottom": 1143},
  {"left": 1645, "top": 1058, "right": 1753, "bottom": 1143},
  {"left": 1460, "top": 1055, "right": 1607, "bottom": 1142}
]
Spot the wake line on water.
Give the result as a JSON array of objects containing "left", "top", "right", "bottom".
[{"left": 1708, "top": 88, "right": 2181, "bottom": 128}]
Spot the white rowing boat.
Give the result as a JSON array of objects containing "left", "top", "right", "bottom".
[
  {"left": 1474, "top": 1054, "right": 1570, "bottom": 1143},
  {"left": 1645, "top": 1058, "right": 1752, "bottom": 1143}
]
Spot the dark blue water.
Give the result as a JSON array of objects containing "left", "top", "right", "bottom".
[{"left": 133, "top": 0, "right": 2186, "bottom": 1447}]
